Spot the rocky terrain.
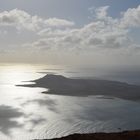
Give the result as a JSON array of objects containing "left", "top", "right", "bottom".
[{"left": 36, "top": 130, "right": 140, "bottom": 140}]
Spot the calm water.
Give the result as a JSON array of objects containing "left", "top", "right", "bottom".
[{"left": 0, "top": 63, "right": 140, "bottom": 140}]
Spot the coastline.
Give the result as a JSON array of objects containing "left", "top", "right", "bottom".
[
  {"left": 18, "top": 74, "right": 140, "bottom": 101},
  {"left": 35, "top": 130, "right": 140, "bottom": 140},
  {"left": 19, "top": 74, "right": 140, "bottom": 140}
]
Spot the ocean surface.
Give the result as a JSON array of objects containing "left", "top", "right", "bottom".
[{"left": 0, "top": 63, "right": 140, "bottom": 140}]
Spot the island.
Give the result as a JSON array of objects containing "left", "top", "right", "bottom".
[{"left": 18, "top": 74, "right": 140, "bottom": 101}]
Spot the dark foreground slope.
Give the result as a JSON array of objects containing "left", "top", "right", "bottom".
[
  {"left": 19, "top": 74, "right": 140, "bottom": 101},
  {"left": 35, "top": 130, "right": 140, "bottom": 140}
]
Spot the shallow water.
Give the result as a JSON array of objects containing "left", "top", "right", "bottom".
[{"left": 0, "top": 63, "right": 140, "bottom": 140}]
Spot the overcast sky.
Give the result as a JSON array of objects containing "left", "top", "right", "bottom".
[{"left": 0, "top": 0, "right": 140, "bottom": 67}]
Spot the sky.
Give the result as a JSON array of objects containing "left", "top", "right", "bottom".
[{"left": 0, "top": 0, "right": 140, "bottom": 67}]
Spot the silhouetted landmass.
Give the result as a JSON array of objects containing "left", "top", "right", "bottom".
[
  {"left": 35, "top": 130, "right": 140, "bottom": 140},
  {"left": 18, "top": 74, "right": 140, "bottom": 101}
]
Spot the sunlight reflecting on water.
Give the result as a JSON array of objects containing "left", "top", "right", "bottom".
[
  {"left": 0, "top": 63, "right": 140, "bottom": 140},
  {"left": 0, "top": 64, "right": 46, "bottom": 84}
]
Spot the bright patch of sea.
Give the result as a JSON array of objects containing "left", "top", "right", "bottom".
[{"left": 0, "top": 63, "right": 140, "bottom": 140}]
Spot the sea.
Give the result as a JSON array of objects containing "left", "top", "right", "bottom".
[{"left": 0, "top": 63, "right": 140, "bottom": 140}]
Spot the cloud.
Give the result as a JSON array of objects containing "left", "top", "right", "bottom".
[
  {"left": 0, "top": 9, "right": 42, "bottom": 31},
  {"left": 45, "top": 18, "right": 74, "bottom": 27},
  {"left": 121, "top": 5, "right": 140, "bottom": 28},
  {"left": 0, "top": 9, "right": 74, "bottom": 31},
  {"left": 95, "top": 6, "right": 110, "bottom": 19},
  {"left": 42, "top": 5, "right": 140, "bottom": 51},
  {"left": 25, "top": 6, "right": 129, "bottom": 51},
  {"left": 1, "top": 6, "right": 140, "bottom": 65}
]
